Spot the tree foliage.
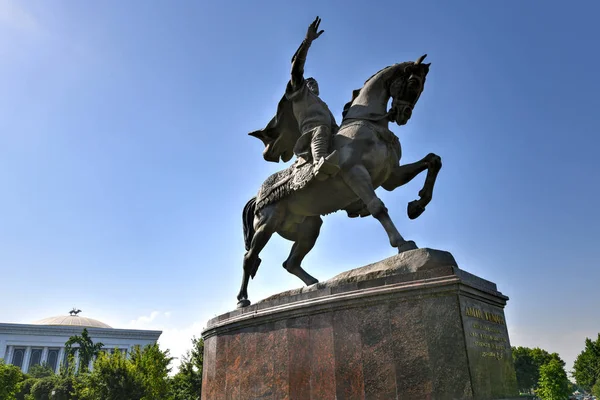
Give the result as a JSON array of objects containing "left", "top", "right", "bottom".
[
  {"left": 573, "top": 333, "right": 600, "bottom": 392},
  {"left": 536, "top": 359, "right": 570, "bottom": 400},
  {"left": 2, "top": 336, "right": 204, "bottom": 400},
  {"left": 131, "top": 344, "right": 173, "bottom": 400},
  {"left": 593, "top": 379, "right": 600, "bottom": 397},
  {"left": 129, "top": 344, "right": 174, "bottom": 400},
  {"left": 58, "top": 353, "right": 77, "bottom": 378},
  {"left": 51, "top": 376, "right": 78, "bottom": 400},
  {"left": 65, "top": 328, "right": 104, "bottom": 374},
  {"left": 76, "top": 349, "right": 145, "bottom": 400},
  {"left": 30, "top": 376, "right": 56, "bottom": 400},
  {"left": 530, "top": 348, "right": 565, "bottom": 369},
  {"left": 512, "top": 346, "right": 566, "bottom": 394},
  {"left": 0, "top": 359, "right": 25, "bottom": 400},
  {"left": 14, "top": 364, "right": 55, "bottom": 400},
  {"left": 513, "top": 346, "right": 538, "bottom": 393},
  {"left": 171, "top": 336, "right": 204, "bottom": 400},
  {"left": 15, "top": 378, "right": 37, "bottom": 400},
  {"left": 75, "top": 344, "right": 174, "bottom": 400},
  {"left": 28, "top": 363, "right": 55, "bottom": 379}
]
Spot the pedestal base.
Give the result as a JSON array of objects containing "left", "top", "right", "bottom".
[{"left": 201, "top": 249, "right": 519, "bottom": 400}]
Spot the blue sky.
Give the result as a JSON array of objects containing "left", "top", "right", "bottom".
[{"left": 1, "top": 0, "right": 599, "bottom": 372}]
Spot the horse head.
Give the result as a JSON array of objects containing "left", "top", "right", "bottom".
[{"left": 388, "top": 54, "right": 430, "bottom": 126}]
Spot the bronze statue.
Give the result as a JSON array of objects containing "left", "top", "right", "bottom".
[{"left": 239, "top": 17, "right": 441, "bottom": 308}]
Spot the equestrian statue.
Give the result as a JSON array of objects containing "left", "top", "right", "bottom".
[{"left": 238, "top": 16, "right": 441, "bottom": 308}]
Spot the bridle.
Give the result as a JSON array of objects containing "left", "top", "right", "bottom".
[{"left": 388, "top": 55, "right": 429, "bottom": 123}]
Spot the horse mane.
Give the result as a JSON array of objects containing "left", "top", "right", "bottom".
[
  {"left": 341, "top": 63, "right": 410, "bottom": 119},
  {"left": 341, "top": 88, "right": 362, "bottom": 119}
]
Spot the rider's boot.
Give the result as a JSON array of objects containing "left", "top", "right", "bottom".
[
  {"left": 311, "top": 126, "right": 340, "bottom": 181},
  {"left": 313, "top": 151, "right": 340, "bottom": 181}
]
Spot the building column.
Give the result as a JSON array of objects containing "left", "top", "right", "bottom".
[
  {"left": 0, "top": 340, "right": 5, "bottom": 360},
  {"left": 57, "top": 347, "right": 65, "bottom": 373},
  {"left": 4, "top": 345, "right": 13, "bottom": 364},
  {"left": 41, "top": 347, "right": 49, "bottom": 366},
  {"left": 74, "top": 349, "right": 80, "bottom": 373},
  {"left": 22, "top": 346, "right": 32, "bottom": 373}
]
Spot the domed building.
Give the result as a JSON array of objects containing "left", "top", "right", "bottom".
[{"left": 0, "top": 309, "right": 161, "bottom": 373}]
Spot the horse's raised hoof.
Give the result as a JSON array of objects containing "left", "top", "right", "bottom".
[
  {"left": 397, "top": 240, "right": 418, "bottom": 254},
  {"left": 407, "top": 200, "right": 425, "bottom": 220},
  {"left": 237, "top": 299, "right": 251, "bottom": 308}
]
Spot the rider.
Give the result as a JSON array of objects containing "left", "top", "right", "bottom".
[{"left": 286, "top": 16, "right": 339, "bottom": 180}]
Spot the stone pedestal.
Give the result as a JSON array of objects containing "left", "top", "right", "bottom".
[{"left": 201, "top": 249, "right": 519, "bottom": 400}]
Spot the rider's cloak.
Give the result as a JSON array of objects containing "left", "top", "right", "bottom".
[{"left": 248, "top": 83, "right": 302, "bottom": 164}]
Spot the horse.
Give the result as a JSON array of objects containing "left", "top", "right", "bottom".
[{"left": 237, "top": 55, "right": 441, "bottom": 308}]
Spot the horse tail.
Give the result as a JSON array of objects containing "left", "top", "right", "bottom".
[{"left": 243, "top": 197, "right": 257, "bottom": 251}]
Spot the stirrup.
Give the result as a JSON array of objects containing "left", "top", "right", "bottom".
[{"left": 313, "top": 151, "right": 340, "bottom": 180}]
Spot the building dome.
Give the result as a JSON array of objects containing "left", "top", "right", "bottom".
[{"left": 33, "top": 314, "right": 112, "bottom": 329}]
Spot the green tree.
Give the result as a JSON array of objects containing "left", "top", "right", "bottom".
[
  {"left": 51, "top": 375, "right": 78, "bottom": 400},
  {"left": 530, "top": 348, "right": 565, "bottom": 369},
  {"left": 15, "top": 378, "right": 37, "bottom": 400},
  {"left": 27, "top": 363, "right": 54, "bottom": 379},
  {"left": 129, "top": 344, "right": 174, "bottom": 400},
  {"left": 536, "top": 358, "right": 570, "bottom": 400},
  {"left": 0, "top": 359, "right": 26, "bottom": 400},
  {"left": 512, "top": 347, "right": 566, "bottom": 394},
  {"left": 75, "top": 344, "right": 174, "bottom": 400},
  {"left": 29, "top": 376, "right": 56, "bottom": 400},
  {"left": 13, "top": 362, "right": 77, "bottom": 400},
  {"left": 65, "top": 328, "right": 104, "bottom": 374},
  {"left": 513, "top": 346, "right": 538, "bottom": 393},
  {"left": 15, "top": 372, "right": 52, "bottom": 400},
  {"left": 58, "top": 353, "right": 76, "bottom": 378},
  {"left": 573, "top": 333, "right": 600, "bottom": 392},
  {"left": 76, "top": 350, "right": 145, "bottom": 400},
  {"left": 592, "top": 380, "right": 600, "bottom": 397},
  {"left": 171, "top": 336, "right": 204, "bottom": 400}
]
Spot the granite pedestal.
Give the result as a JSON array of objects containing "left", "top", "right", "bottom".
[{"left": 201, "top": 249, "right": 519, "bottom": 400}]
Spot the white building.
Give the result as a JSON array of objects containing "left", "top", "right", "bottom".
[{"left": 0, "top": 310, "right": 161, "bottom": 373}]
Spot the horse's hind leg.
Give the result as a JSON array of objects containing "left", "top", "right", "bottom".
[
  {"left": 282, "top": 216, "right": 321, "bottom": 286},
  {"left": 237, "top": 205, "right": 283, "bottom": 308},
  {"left": 341, "top": 164, "right": 416, "bottom": 252}
]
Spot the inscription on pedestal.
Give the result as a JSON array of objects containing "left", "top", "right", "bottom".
[
  {"left": 465, "top": 306, "right": 508, "bottom": 360},
  {"left": 460, "top": 299, "right": 517, "bottom": 399}
]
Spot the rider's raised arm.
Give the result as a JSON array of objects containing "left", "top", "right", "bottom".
[
  {"left": 290, "top": 17, "right": 324, "bottom": 90},
  {"left": 290, "top": 39, "right": 310, "bottom": 89}
]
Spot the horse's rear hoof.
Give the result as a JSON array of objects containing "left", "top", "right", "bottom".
[
  {"left": 397, "top": 240, "right": 418, "bottom": 254},
  {"left": 237, "top": 299, "right": 251, "bottom": 308}
]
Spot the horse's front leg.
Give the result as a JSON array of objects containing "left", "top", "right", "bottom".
[
  {"left": 381, "top": 153, "right": 442, "bottom": 219},
  {"left": 408, "top": 153, "right": 442, "bottom": 219},
  {"left": 381, "top": 156, "right": 430, "bottom": 191},
  {"left": 341, "top": 164, "right": 416, "bottom": 253}
]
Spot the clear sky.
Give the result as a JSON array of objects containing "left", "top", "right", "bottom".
[{"left": 1, "top": 0, "right": 599, "bottom": 373}]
